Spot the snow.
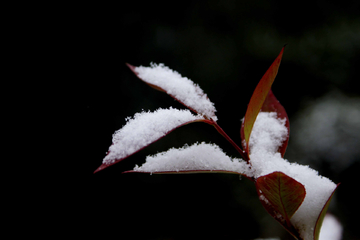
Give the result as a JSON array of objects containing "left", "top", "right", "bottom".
[
  {"left": 103, "top": 108, "right": 205, "bottom": 165},
  {"left": 249, "top": 112, "right": 337, "bottom": 240},
  {"left": 135, "top": 63, "right": 217, "bottom": 121},
  {"left": 134, "top": 142, "right": 253, "bottom": 175},
  {"left": 249, "top": 112, "right": 288, "bottom": 155},
  {"left": 109, "top": 70, "right": 337, "bottom": 239},
  {"left": 127, "top": 110, "right": 336, "bottom": 239},
  {"left": 319, "top": 214, "right": 343, "bottom": 240}
]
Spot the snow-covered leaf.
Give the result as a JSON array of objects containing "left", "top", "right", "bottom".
[
  {"left": 241, "top": 46, "right": 285, "bottom": 157},
  {"left": 256, "top": 171, "right": 306, "bottom": 239},
  {"left": 248, "top": 111, "right": 288, "bottom": 156},
  {"left": 127, "top": 142, "right": 253, "bottom": 177},
  {"left": 94, "top": 108, "right": 207, "bottom": 173},
  {"left": 127, "top": 63, "right": 167, "bottom": 92},
  {"left": 239, "top": 108, "right": 338, "bottom": 240},
  {"left": 127, "top": 63, "right": 217, "bottom": 121},
  {"left": 260, "top": 90, "right": 290, "bottom": 157}
]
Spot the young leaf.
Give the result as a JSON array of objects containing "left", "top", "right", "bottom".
[
  {"left": 127, "top": 62, "right": 249, "bottom": 160},
  {"left": 256, "top": 171, "right": 306, "bottom": 238},
  {"left": 313, "top": 184, "right": 339, "bottom": 240},
  {"left": 94, "top": 108, "right": 207, "bottom": 173},
  {"left": 241, "top": 46, "right": 285, "bottom": 156},
  {"left": 126, "top": 142, "right": 253, "bottom": 177},
  {"left": 127, "top": 63, "right": 167, "bottom": 93},
  {"left": 260, "top": 90, "right": 290, "bottom": 157},
  {"left": 126, "top": 63, "right": 217, "bottom": 120}
]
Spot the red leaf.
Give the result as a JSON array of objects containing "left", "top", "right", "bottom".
[
  {"left": 256, "top": 171, "right": 306, "bottom": 238},
  {"left": 260, "top": 89, "right": 290, "bottom": 157},
  {"left": 126, "top": 63, "right": 167, "bottom": 92},
  {"left": 126, "top": 63, "right": 216, "bottom": 120},
  {"left": 94, "top": 114, "right": 210, "bottom": 173},
  {"left": 241, "top": 46, "right": 285, "bottom": 157},
  {"left": 313, "top": 184, "right": 339, "bottom": 240},
  {"left": 121, "top": 141, "right": 252, "bottom": 177},
  {"left": 124, "top": 169, "right": 252, "bottom": 177}
]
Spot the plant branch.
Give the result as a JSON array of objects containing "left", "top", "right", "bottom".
[{"left": 206, "top": 119, "right": 249, "bottom": 162}]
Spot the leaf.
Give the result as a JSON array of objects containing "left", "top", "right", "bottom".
[
  {"left": 126, "top": 63, "right": 217, "bottom": 120},
  {"left": 256, "top": 171, "right": 306, "bottom": 239},
  {"left": 124, "top": 169, "right": 249, "bottom": 175},
  {"left": 260, "top": 89, "right": 290, "bottom": 157},
  {"left": 126, "top": 63, "right": 167, "bottom": 92},
  {"left": 123, "top": 142, "right": 253, "bottom": 177},
  {"left": 313, "top": 184, "right": 339, "bottom": 240},
  {"left": 94, "top": 108, "right": 208, "bottom": 173},
  {"left": 241, "top": 46, "right": 285, "bottom": 157}
]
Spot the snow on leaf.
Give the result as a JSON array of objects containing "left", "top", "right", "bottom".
[
  {"left": 241, "top": 46, "right": 285, "bottom": 157},
  {"left": 256, "top": 171, "right": 306, "bottom": 239},
  {"left": 129, "top": 142, "right": 253, "bottom": 176},
  {"left": 260, "top": 90, "right": 290, "bottom": 157},
  {"left": 249, "top": 111, "right": 338, "bottom": 240},
  {"left": 94, "top": 108, "right": 207, "bottom": 173},
  {"left": 127, "top": 63, "right": 167, "bottom": 93},
  {"left": 127, "top": 63, "right": 217, "bottom": 121},
  {"left": 249, "top": 111, "right": 288, "bottom": 156}
]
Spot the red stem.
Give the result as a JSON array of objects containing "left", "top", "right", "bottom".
[{"left": 206, "top": 119, "right": 249, "bottom": 162}]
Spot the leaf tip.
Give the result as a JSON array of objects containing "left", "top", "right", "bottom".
[
  {"left": 93, "top": 162, "right": 113, "bottom": 174},
  {"left": 93, "top": 165, "right": 104, "bottom": 174},
  {"left": 126, "top": 63, "right": 137, "bottom": 73}
]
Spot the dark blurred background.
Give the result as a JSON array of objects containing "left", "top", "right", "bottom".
[{"left": 47, "top": 0, "right": 360, "bottom": 239}]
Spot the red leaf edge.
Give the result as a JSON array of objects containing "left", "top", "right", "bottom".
[
  {"left": 124, "top": 170, "right": 254, "bottom": 182},
  {"left": 94, "top": 119, "right": 212, "bottom": 173},
  {"left": 126, "top": 63, "right": 167, "bottom": 92},
  {"left": 255, "top": 171, "right": 305, "bottom": 239},
  {"left": 241, "top": 46, "right": 285, "bottom": 157},
  {"left": 126, "top": 63, "right": 204, "bottom": 117},
  {"left": 261, "top": 89, "right": 290, "bottom": 157}
]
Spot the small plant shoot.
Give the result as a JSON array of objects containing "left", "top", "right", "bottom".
[{"left": 95, "top": 46, "right": 338, "bottom": 240}]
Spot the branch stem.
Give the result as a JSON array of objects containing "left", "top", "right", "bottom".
[{"left": 208, "top": 120, "right": 249, "bottom": 162}]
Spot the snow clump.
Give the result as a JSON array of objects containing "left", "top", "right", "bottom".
[
  {"left": 135, "top": 63, "right": 217, "bottom": 121},
  {"left": 134, "top": 142, "right": 253, "bottom": 175},
  {"left": 103, "top": 108, "right": 205, "bottom": 165},
  {"left": 249, "top": 112, "right": 337, "bottom": 240}
]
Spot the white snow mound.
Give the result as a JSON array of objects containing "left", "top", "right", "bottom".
[
  {"left": 135, "top": 63, "right": 217, "bottom": 121},
  {"left": 134, "top": 142, "right": 253, "bottom": 175},
  {"left": 103, "top": 108, "right": 204, "bottom": 164},
  {"left": 249, "top": 112, "right": 337, "bottom": 240}
]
